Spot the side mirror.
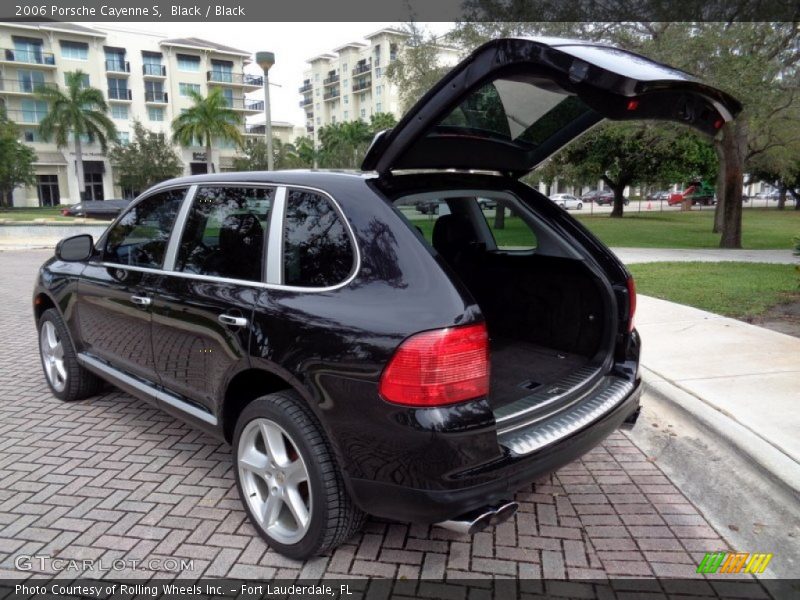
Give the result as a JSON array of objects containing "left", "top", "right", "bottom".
[{"left": 55, "top": 234, "right": 94, "bottom": 262}]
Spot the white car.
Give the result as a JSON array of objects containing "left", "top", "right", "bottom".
[{"left": 549, "top": 193, "right": 583, "bottom": 210}]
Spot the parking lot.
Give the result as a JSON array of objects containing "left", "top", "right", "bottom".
[{"left": 0, "top": 250, "right": 762, "bottom": 588}]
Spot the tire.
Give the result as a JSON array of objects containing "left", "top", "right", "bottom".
[
  {"left": 233, "top": 391, "right": 366, "bottom": 559},
  {"left": 38, "top": 308, "right": 103, "bottom": 402},
  {"left": 577, "top": 203, "right": 583, "bottom": 210}
]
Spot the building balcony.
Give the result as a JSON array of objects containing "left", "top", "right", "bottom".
[
  {"left": 352, "top": 63, "right": 371, "bottom": 76},
  {"left": 144, "top": 91, "right": 168, "bottom": 103},
  {"left": 323, "top": 89, "right": 340, "bottom": 101},
  {"left": 299, "top": 82, "right": 312, "bottom": 93},
  {"left": 142, "top": 64, "right": 166, "bottom": 78},
  {"left": 352, "top": 79, "right": 372, "bottom": 92},
  {"left": 306, "top": 125, "right": 314, "bottom": 133},
  {"left": 299, "top": 97, "right": 313, "bottom": 108},
  {"left": 207, "top": 71, "right": 263, "bottom": 87},
  {"left": 224, "top": 97, "right": 264, "bottom": 112},
  {"left": 108, "top": 88, "right": 132, "bottom": 102},
  {"left": 1, "top": 48, "right": 56, "bottom": 68},
  {"left": 0, "top": 79, "right": 57, "bottom": 96},
  {"left": 105, "top": 59, "right": 130, "bottom": 74},
  {"left": 4, "top": 108, "right": 48, "bottom": 124},
  {"left": 323, "top": 74, "right": 340, "bottom": 86}
]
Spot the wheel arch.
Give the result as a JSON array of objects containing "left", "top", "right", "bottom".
[{"left": 33, "top": 291, "right": 58, "bottom": 323}]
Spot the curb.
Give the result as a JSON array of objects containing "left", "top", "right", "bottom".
[{"left": 640, "top": 366, "right": 800, "bottom": 501}]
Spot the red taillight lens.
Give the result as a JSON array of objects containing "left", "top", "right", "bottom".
[
  {"left": 626, "top": 275, "right": 637, "bottom": 333},
  {"left": 379, "top": 323, "right": 489, "bottom": 407}
]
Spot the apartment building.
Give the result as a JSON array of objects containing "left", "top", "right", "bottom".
[
  {"left": 299, "top": 29, "right": 459, "bottom": 142},
  {"left": 0, "top": 22, "right": 266, "bottom": 207}
]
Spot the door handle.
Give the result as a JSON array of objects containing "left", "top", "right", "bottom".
[
  {"left": 130, "top": 295, "right": 152, "bottom": 307},
  {"left": 218, "top": 314, "right": 248, "bottom": 327}
]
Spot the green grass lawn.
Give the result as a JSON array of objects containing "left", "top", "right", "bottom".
[
  {"left": 413, "top": 209, "right": 799, "bottom": 250},
  {"left": 576, "top": 209, "right": 799, "bottom": 249},
  {"left": 629, "top": 262, "right": 800, "bottom": 319},
  {"left": 0, "top": 207, "right": 74, "bottom": 222}
]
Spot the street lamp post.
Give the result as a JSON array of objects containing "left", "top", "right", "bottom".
[{"left": 256, "top": 51, "right": 275, "bottom": 171}]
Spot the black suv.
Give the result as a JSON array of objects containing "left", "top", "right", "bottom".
[{"left": 33, "top": 38, "right": 739, "bottom": 559}]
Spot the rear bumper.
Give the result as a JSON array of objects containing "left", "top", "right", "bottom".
[{"left": 349, "top": 379, "right": 642, "bottom": 523}]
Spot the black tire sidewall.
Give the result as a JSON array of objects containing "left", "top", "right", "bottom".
[{"left": 232, "top": 394, "right": 331, "bottom": 559}]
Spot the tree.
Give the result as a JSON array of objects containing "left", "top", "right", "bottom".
[
  {"left": 385, "top": 22, "right": 455, "bottom": 113},
  {"left": 316, "top": 113, "right": 398, "bottom": 168},
  {"left": 0, "top": 109, "right": 36, "bottom": 207},
  {"left": 453, "top": 15, "right": 800, "bottom": 247},
  {"left": 545, "top": 122, "right": 717, "bottom": 217},
  {"left": 233, "top": 137, "right": 312, "bottom": 171},
  {"left": 171, "top": 88, "right": 243, "bottom": 174},
  {"left": 108, "top": 121, "right": 182, "bottom": 196},
  {"left": 36, "top": 70, "right": 116, "bottom": 201}
]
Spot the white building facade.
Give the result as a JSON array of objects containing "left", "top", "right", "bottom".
[
  {"left": 299, "top": 29, "right": 459, "bottom": 141},
  {"left": 0, "top": 22, "right": 266, "bottom": 207}
]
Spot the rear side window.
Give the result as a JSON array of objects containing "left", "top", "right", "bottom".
[
  {"left": 176, "top": 186, "right": 273, "bottom": 282},
  {"left": 104, "top": 188, "right": 186, "bottom": 268},
  {"left": 283, "top": 189, "right": 354, "bottom": 287}
]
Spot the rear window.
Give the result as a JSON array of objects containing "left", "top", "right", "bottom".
[
  {"left": 283, "top": 189, "right": 355, "bottom": 287},
  {"left": 436, "top": 78, "right": 591, "bottom": 148}
]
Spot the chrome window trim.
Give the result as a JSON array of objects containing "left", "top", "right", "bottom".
[
  {"left": 97, "top": 181, "right": 361, "bottom": 293},
  {"left": 163, "top": 184, "right": 198, "bottom": 271},
  {"left": 266, "top": 186, "right": 286, "bottom": 285}
]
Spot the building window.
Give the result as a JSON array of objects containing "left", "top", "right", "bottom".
[
  {"left": 148, "top": 107, "right": 164, "bottom": 121},
  {"left": 341, "top": 62, "right": 348, "bottom": 72},
  {"left": 344, "top": 95, "right": 349, "bottom": 105},
  {"left": 111, "top": 104, "right": 129, "bottom": 119},
  {"left": 107, "top": 77, "right": 128, "bottom": 100},
  {"left": 60, "top": 41, "right": 88, "bottom": 61},
  {"left": 23, "top": 129, "right": 40, "bottom": 142},
  {"left": 315, "top": 103, "right": 320, "bottom": 111},
  {"left": 179, "top": 82, "right": 201, "bottom": 97},
  {"left": 376, "top": 85, "right": 382, "bottom": 96},
  {"left": 177, "top": 54, "right": 200, "bottom": 72},
  {"left": 360, "top": 108, "right": 366, "bottom": 119},
  {"left": 37, "top": 175, "right": 60, "bottom": 207},
  {"left": 316, "top": 88, "right": 320, "bottom": 97},
  {"left": 13, "top": 38, "right": 45, "bottom": 64},
  {"left": 316, "top": 117, "right": 321, "bottom": 125},
  {"left": 343, "top": 110, "right": 348, "bottom": 120},
  {"left": 104, "top": 48, "right": 127, "bottom": 71},
  {"left": 376, "top": 102, "right": 382, "bottom": 112},
  {"left": 314, "top": 73, "right": 320, "bottom": 82},
  {"left": 65, "top": 72, "right": 90, "bottom": 88},
  {"left": 20, "top": 99, "right": 48, "bottom": 123},
  {"left": 375, "top": 67, "right": 382, "bottom": 79},
  {"left": 331, "top": 115, "right": 336, "bottom": 124},
  {"left": 17, "top": 70, "right": 44, "bottom": 93},
  {"left": 117, "top": 131, "right": 130, "bottom": 145},
  {"left": 83, "top": 170, "right": 104, "bottom": 201},
  {"left": 142, "top": 52, "right": 164, "bottom": 76}
]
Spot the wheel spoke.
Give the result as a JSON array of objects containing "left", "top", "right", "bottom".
[
  {"left": 260, "top": 422, "right": 289, "bottom": 465},
  {"left": 45, "top": 323, "right": 59, "bottom": 351},
  {"left": 284, "top": 459, "right": 308, "bottom": 488},
  {"left": 53, "top": 343, "right": 64, "bottom": 360},
  {"left": 283, "top": 486, "right": 310, "bottom": 529},
  {"left": 55, "top": 361, "right": 67, "bottom": 382},
  {"left": 46, "top": 362, "right": 58, "bottom": 385},
  {"left": 239, "top": 447, "right": 269, "bottom": 475},
  {"left": 261, "top": 492, "right": 283, "bottom": 527}
]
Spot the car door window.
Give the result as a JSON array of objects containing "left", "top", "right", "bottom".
[
  {"left": 176, "top": 186, "right": 274, "bottom": 282},
  {"left": 283, "top": 189, "right": 354, "bottom": 287},
  {"left": 104, "top": 188, "right": 186, "bottom": 268}
]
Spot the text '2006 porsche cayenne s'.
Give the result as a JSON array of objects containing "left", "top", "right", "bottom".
[{"left": 33, "top": 37, "right": 740, "bottom": 559}]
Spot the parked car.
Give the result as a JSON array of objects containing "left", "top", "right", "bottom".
[
  {"left": 580, "top": 189, "right": 613, "bottom": 203},
  {"left": 755, "top": 190, "right": 780, "bottom": 201},
  {"left": 61, "top": 199, "right": 131, "bottom": 219},
  {"left": 33, "top": 36, "right": 739, "bottom": 560},
  {"left": 549, "top": 193, "right": 583, "bottom": 210},
  {"left": 477, "top": 198, "right": 497, "bottom": 210},
  {"left": 646, "top": 190, "right": 671, "bottom": 202},
  {"left": 595, "top": 194, "right": 629, "bottom": 206}
]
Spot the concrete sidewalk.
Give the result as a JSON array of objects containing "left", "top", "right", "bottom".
[
  {"left": 613, "top": 247, "right": 799, "bottom": 264},
  {"left": 636, "top": 295, "right": 800, "bottom": 488}
]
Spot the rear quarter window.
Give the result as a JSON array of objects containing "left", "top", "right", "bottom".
[{"left": 283, "top": 189, "right": 355, "bottom": 287}]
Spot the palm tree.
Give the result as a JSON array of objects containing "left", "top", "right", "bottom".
[
  {"left": 171, "top": 88, "right": 243, "bottom": 173},
  {"left": 36, "top": 70, "right": 116, "bottom": 201}
]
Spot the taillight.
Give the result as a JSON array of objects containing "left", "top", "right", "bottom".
[
  {"left": 379, "top": 323, "right": 489, "bottom": 407},
  {"left": 626, "top": 275, "right": 637, "bottom": 332}
]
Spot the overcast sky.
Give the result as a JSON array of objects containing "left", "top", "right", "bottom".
[{"left": 88, "top": 21, "right": 455, "bottom": 127}]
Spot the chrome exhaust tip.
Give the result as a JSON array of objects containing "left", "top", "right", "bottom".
[{"left": 434, "top": 501, "right": 519, "bottom": 535}]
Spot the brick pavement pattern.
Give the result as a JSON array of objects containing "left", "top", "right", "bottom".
[{"left": 0, "top": 250, "right": 748, "bottom": 587}]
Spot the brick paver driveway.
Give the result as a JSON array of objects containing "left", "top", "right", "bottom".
[{"left": 0, "top": 250, "right": 732, "bottom": 582}]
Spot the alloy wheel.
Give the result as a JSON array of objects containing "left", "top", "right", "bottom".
[
  {"left": 40, "top": 320, "right": 66, "bottom": 392},
  {"left": 237, "top": 418, "right": 312, "bottom": 545}
]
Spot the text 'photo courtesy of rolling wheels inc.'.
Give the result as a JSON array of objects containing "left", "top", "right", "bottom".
[{"left": 0, "top": 0, "right": 798, "bottom": 599}]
